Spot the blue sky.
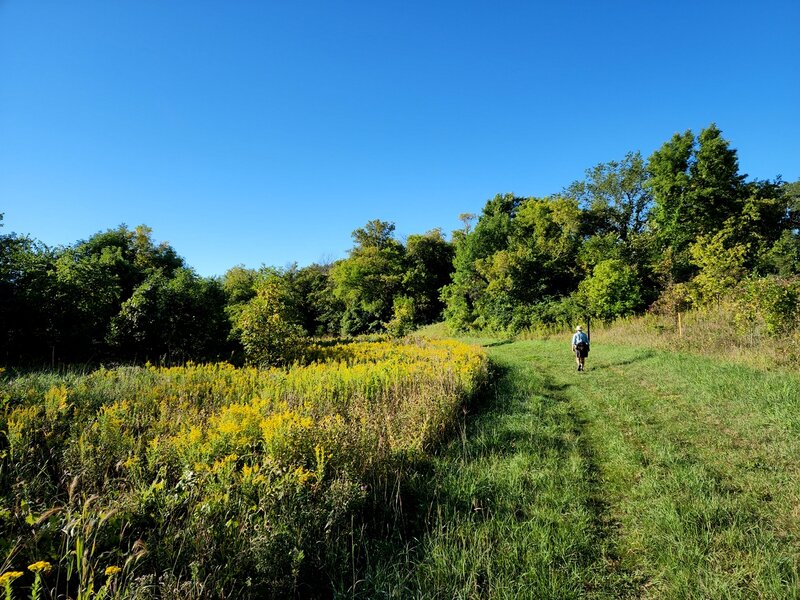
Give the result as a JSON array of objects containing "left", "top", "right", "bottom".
[{"left": 2, "top": 0, "right": 798, "bottom": 277}]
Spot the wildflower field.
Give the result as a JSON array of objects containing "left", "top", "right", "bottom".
[{"left": 0, "top": 339, "right": 488, "bottom": 599}]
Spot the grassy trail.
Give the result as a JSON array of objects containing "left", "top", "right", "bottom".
[{"left": 358, "top": 339, "right": 800, "bottom": 599}]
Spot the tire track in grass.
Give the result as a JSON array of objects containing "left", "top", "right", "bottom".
[
  {"left": 355, "top": 339, "right": 637, "bottom": 599},
  {"left": 542, "top": 341, "right": 800, "bottom": 599}
]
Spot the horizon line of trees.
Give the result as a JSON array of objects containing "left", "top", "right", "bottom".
[
  {"left": 0, "top": 218, "right": 454, "bottom": 366},
  {"left": 443, "top": 123, "right": 799, "bottom": 332},
  {"left": 2, "top": 123, "right": 798, "bottom": 367}
]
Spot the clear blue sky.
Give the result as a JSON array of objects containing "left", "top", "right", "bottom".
[{"left": 2, "top": 0, "right": 798, "bottom": 277}]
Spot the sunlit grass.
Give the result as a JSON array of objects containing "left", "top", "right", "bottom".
[
  {"left": 588, "top": 306, "right": 800, "bottom": 372},
  {"left": 354, "top": 340, "right": 634, "bottom": 598},
  {"left": 361, "top": 337, "right": 800, "bottom": 598}
]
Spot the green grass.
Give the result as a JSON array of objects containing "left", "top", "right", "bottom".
[{"left": 353, "top": 338, "right": 800, "bottom": 599}]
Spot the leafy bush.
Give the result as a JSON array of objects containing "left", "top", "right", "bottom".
[
  {"left": 733, "top": 276, "right": 800, "bottom": 336},
  {"left": 232, "top": 277, "right": 307, "bottom": 366},
  {"left": 385, "top": 295, "right": 416, "bottom": 338},
  {"left": 577, "top": 259, "right": 643, "bottom": 321}
]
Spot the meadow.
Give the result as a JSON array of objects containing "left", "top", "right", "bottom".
[
  {"left": 4, "top": 324, "right": 800, "bottom": 599},
  {"left": 0, "top": 339, "right": 488, "bottom": 599},
  {"left": 357, "top": 334, "right": 800, "bottom": 599}
]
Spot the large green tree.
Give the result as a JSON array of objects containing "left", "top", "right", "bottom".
[
  {"left": 0, "top": 230, "right": 58, "bottom": 363},
  {"left": 741, "top": 179, "right": 799, "bottom": 275},
  {"left": 279, "top": 263, "right": 344, "bottom": 336},
  {"left": 403, "top": 228, "right": 454, "bottom": 325},
  {"left": 567, "top": 151, "right": 652, "bottom": 243},
  {"left": 1, "top": 222, "right": 231, "bottom": 364},
  {"left": 230, "top": 272, "right": 306, "bottom": 366},
  {"left": 443, "top": 194, "right": 582, "bottom": 331},
  {"left": 566, "top": 151, "right": 656, "bottom": 300},
  {"left": 648, "top": 124, "right": 746, "bottom": 281},
  {"left": 442, "top": 194, "right": 524, "bottom": 330},
  {"left": 108, "top": 268, "right": 229, "bottom": 363},
  {"left": 577, "top": 259, "right": 643, "bottom": 320},
  {"left": 330, "top": 220, "right": 407, "bottom": 335}
]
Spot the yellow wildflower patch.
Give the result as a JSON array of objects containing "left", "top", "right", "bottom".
[
  {"left": 0, "top": 571, "right": 24, "bottom": 586},
  {"left": 27, "top": 561, "right": 52, "bottom": 574}
]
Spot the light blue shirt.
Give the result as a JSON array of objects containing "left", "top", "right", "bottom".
[{"left": 571, "top": 331, "right": 589, "bottom": 346}]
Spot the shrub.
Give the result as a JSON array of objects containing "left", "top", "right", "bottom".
[
  {"left": 734, "top": 276, "right": 800, "bottom": 336},
  {"left": 577, "top": 259, "right": 643, "bottom": 321}
]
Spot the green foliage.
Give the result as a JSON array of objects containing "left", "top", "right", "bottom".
[
  {"left": 288, "top": 263, "right": 345, "bottom": 336},
  {"left": 403, "top": 229, "right": 454, "bottom": 325},
  {"left": 351, "top": 219, "right": 398, "bottom": 249},
  {"left": 0, "top": 234, "right": 57, "bottom": 361},
  {"left": 740, "top": 179, "right": 799, "bottom": 275},
  {"left": 222, "top": 265, "right": 258, "bottom": 305},
  {"left": 109, "top": 268, "right": 229, "bottom": 362},
  {"left": 734, "top": 276, "right": 800, "bottom": 336},
  {"left": 443, "top": 194, "right": 581, "bottom": 332},
  {"left": 386, "top": 295, "right": 416, "bottom": 338},
  {"left": 648, "top": 124, "right": 747, "bottom": 281},
  {"left": 688, "top": 229, "right": 748, "bottom": 306},
  {"left": 331, "top": 220, "right": 452, "bottom": 336},
  {"left": 225, "top": 264, "right": 344, "bottom": 343},
  {"left": 232, "top": 275, "right": 306, "bottom": 366},
  {"left": 577, "top": 259, "right": 643, "bottom": 320},
  {"left": 763, "top": 229, "right": 800, "bottom": 276},
  {"left": 566, "top": 150, "right": 652, "bottom": 242},
  {"left": 329, "top": 220, "right": 412, "bottom": 336},
  {"left": 0, "top": 224, "right": 232, "bottom": 365},
  {"left": 331, "top": 247, "right": 406, "bottom": 335},
  {"left": 566, "top": 151, "right": 659, "bottom": 301},
  {"left": 577, "top": 232, "right": 623, "bottom": 272},
  {"left": 442, "top": 194, "right": 523, "bottom": 330},
  {"left": 648, "top": 282, "right": 693, "bottom": 315}
]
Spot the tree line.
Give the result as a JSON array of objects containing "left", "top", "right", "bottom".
[
  {"left": 2, "top": 123, "right": 798, "bottom": 366},
  {"left": 444, "top": 124, "right": 799, "bottom": 331},
  {"left": 0, "top": 219, "right": 453, "bottom": 366}
]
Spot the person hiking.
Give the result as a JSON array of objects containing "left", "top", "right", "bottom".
[{"left": 571, "top": 325, "right": 590, "bottom": 372}]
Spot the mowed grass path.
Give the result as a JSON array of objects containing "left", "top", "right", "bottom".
[{"left": 358, "top": 339, "right": 800, "bottom": 599}]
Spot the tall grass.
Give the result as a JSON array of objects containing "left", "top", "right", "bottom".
[
  {"left": 571, "top": 342, "right": 800, "bottom": 597},
  {"left": 498, "top": 298, "right": 800, "bottom": 372},
  {"left": 589, "top": 305, "right": 800, "bottom": 371}
]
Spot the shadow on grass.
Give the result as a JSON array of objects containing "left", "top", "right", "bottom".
[
  {"left": 590, "top": 349, "right": 656, "bottom": 370},
  {"left": 482, "top": 338, "right": 515, "bottom": 348}
]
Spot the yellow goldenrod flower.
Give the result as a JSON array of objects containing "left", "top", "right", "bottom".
[
  {"left": 27, "top": 561, "right": 52, "bottom": 574},
  {"left": 104, "top": 565, "right": 122, "bottom": 576},
  {"left": 0, "top": 571, "right": 24, "bottom": 586}
]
